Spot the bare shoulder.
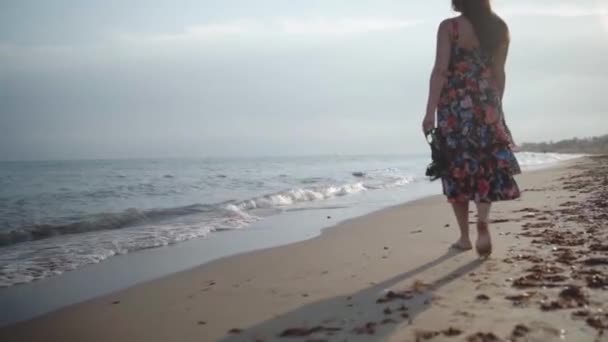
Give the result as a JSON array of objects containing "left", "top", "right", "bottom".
[
  {"left": 437, "top": 17, "right": 456, "bottom": 34},
  {"left": 439, "top": 16, "right": 460, "bottom": 28},
  {"left": 493, "top": 13, "right": 511, "bottom": 42},
  {"left": 494, "top": 14, "right": 508, "bottom": 27},
  {"left": 495, "top": 15, "right": 509, "bottom": 31}
]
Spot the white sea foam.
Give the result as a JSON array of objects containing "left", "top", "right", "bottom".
[
  {"left": 515, "top": 152, "right": 583, "bottom": 170},
  {"left": 0, "top": 206, "right": 258, "bottom": 288}
]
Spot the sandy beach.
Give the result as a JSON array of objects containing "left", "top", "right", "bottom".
[{"left": 1, "top": 156, "right": 607, "bottom": 342}]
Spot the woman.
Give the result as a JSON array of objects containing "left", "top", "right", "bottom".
[{"left": 422, "top": 0, "right": 521, "bottom": 257}]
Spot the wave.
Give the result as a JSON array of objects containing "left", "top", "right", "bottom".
[
  {"left": 0, "top": 209, "right": 260, "bottom": 288},
  {"left": 515, "top": 152, "right": 583, "bottom": 169},
  {"left": 0, "top": 175, "right": 414, "bottom": 249},
  {"left": 0, "top": 204, "right": 218, "bottom": 247}
]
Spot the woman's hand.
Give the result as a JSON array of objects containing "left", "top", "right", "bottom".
[
  {"left": 422, "top": 113, "right": 436, "bottom": 135},
  {"left": 509, "top": 138, "right": 521, "bottom": 152}
]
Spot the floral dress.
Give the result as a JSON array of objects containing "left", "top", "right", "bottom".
[{"left": 437, "top": 20, "right": 521, "bottom": 203}]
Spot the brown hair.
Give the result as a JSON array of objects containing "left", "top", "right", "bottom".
[{"left": 451, "top": 0, "right": 509, "bottom": 58}]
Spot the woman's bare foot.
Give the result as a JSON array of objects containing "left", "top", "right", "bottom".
[
  {"left": 451, "top": 238, "right": 473, "bottom": 251},
  {"left": 475, "top": 222, "right": 492, "bottom": 257}
]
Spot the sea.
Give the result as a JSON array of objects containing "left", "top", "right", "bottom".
[{"left": 0, "top": 152, "right": 579, "bottom": 290}]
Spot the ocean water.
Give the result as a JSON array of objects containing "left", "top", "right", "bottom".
[{"left": 0, "top": 153, "right": 579, "bottom": 288}]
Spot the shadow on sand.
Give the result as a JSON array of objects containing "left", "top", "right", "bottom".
[{"left": 220, "top": 249, "right": 484, "bottom": 341}]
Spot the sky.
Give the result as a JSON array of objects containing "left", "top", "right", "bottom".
[{"left": 1, "top": 0, "right": 607, "bottom": 160}]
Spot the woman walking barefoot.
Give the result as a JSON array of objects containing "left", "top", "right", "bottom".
[{"left": 422, "top": 0, "right": 521, "bottom": 257}]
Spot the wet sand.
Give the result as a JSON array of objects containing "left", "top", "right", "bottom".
[{"left": 1, "top": 156, "right": 606, "bottom": 342}]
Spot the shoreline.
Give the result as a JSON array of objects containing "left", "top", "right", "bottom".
[{"left": 3, "top": 156, "right": 605, "bottom": 341}]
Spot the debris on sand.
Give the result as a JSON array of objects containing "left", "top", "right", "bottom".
[
  {"left": 572, "top": 310, "right": 590, "bottom": 319},
  {"left": 553, "top": 249, "right": 579, "bottom": 265},
  {"left": 528, "top": 264, "right": 565, "bottom": 273},
  {"left": 413, "top": 280, "right": 431, "bottom": 293},
  {"left": 376, "top": 290, "right": 414, "bottom": 304},
  {"left": 586, "top": 313, "right": 608, "bottom": 330},
  {"left": 505, "top": 291, "right": 545, "bottom": 307},
  {"left": 512, "top": 254, "right": 544, "bottom": 263},
  {"left": 514, "top": 208, "right": 542, "bottom": 213},
  {"left": 415, "top": 330, "right": 440, "bottom": 340},
  {"left": 512, "top": 273, "right": 567, "bottom": 289},
  {"left": 522, "top": 222, "right": 554, "bottom": 229},
  {"left": 381, "top": 318, "right": 398, "bottom": 325},
  {"left": 586, "top": 274, "right": 608, "bottom": 289},
  {"left": 530, "top": 230, "right": 585, "bottom": 246},
  {"left": 466, "top": 332, "right": 503, "bottom": 342},
  {"left": 590, "top": 244, "right": 608, "bottom": 252},
  {"left": 582, "top": 258, "right": 608, "bottom": 266},
  {"left": 511, "top": 324, "right": 530, "bottom": 338},
  {"left": 279, "top": 326, "right": 341, "bottom": 337},
  {"left": 476, "top": 294, "right": 490, "bottom": 301},
  {"left": 540, "top": 286, "right": 588, "bottom": 311},
  {"left": 352, "top": 322, "right": 377, "bottom": 335},
  {"left": 415, "top": 327, "right": 463, "bottom": 340},
  {"left": 443, "top": 327, "right": 463, "bottom": 336}
]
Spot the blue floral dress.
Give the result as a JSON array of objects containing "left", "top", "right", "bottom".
[{"left": 437, "top": 20, "right": 521, "bottom": 203}]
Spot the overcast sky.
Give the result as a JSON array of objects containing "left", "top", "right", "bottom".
[{"left": 1, "top": 0, "right": 607, "bottom": 160}]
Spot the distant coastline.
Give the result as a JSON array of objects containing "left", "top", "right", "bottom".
[{"left": 521, "top": 134, "right": 608, "bottom": 154}]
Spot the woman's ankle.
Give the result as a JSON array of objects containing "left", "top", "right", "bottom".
[{"left": 477, "top": 221, "right": 489, "bottom": 232}]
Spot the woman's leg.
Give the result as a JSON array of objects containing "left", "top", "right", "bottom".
[
  {"left": 475, "top": 202, "right": 492, "bottom": 256},
  {"left": 451, "top": 202, "right": 472, "bottom": 250}
]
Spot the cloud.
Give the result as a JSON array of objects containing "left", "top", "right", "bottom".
[{"left": 118, "top": 17, "right": 422, "bottom": 44}]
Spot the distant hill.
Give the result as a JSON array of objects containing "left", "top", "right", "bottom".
[{"left": 521, "top": 134, "right": 608, "bottom": 154}]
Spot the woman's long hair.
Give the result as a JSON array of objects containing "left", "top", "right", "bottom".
[{"left": 452, "top": 0, "right": 509, "bottom": 58}]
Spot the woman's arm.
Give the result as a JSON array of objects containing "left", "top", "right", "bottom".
[
  {"left": 491, "top": 31, "right": 517, "bottom": 148},
  {"left": 492, "top": 41, "right": 509, "bottom": 100},
  {"left": 422, "top": 20, "right": 452, "bottom": 134}
]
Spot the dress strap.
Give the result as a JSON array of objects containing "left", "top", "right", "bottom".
[{"left": 451, "top": 20, "right": 459, "bottom": 42}]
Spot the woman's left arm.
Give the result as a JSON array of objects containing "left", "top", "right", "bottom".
[{"left": 422, "top": 20, "right": 452, "bottom": 134}]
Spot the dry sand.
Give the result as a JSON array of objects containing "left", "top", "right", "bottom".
[{"left": 1, "top": 156, "right": 607, "bottom": 342}]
